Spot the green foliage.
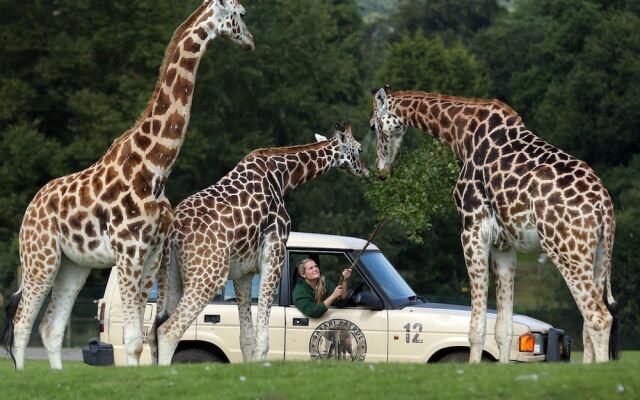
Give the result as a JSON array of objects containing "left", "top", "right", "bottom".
[
  {"left": 390, "top": 0, "right": 507, "bottom": 44},
  {"left": 365, "top": 31, "right": 487, "bottom": 243},
  {"left": 375, "top": 31, "right": 492, "bottom": 97},
  {"left": 364, "top": 140, "right": 458, "bottom": 242},
  {"left": 473, "top": 0, "right": 640, "bottom": 166}
]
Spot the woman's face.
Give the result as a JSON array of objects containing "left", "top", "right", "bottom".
[{"left": 301, "top": 261, "right": 320, "bottom": 281}]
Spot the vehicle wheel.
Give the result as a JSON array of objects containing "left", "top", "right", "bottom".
[
  {"left": 437, "top": 350, "right": 494, "bottom": 363},
  {"left": 171, "top": 348, "right": 222, "bottom": 364}
]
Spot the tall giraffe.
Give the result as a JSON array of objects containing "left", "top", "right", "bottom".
[
  {"left": 370, "top": 86, "right": 618, "bottom": 364},
  {"left": 1, "top": 0, "right": 254, "bottom": 370},
  {"left": 150, "top": 124, "right": 369, "bottom": 365}
]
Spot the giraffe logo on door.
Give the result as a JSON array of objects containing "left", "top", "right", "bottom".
[{"left": 309, "top": 319, "right": 367, "bottom": 362}]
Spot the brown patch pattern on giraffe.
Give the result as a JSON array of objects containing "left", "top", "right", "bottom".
[
  {"left": 154, "top": 127, "right": 368, "bottom": 365},
  {"left": 371, "top": 88, "right": 617, "bottom": 363}
]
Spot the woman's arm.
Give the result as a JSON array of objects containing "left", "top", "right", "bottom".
[
  {"left": 292, "top": 286, "right": 329, "bottom": 318},
  {"left": 340, "top": 269, "right": 352, "bottom": 300}
]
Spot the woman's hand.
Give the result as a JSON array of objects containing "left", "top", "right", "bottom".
[
  {"left": 332, "top": 285, "right": 344, "bottom": 299},
  {"left": 341, "top": 268, "right": 352, "bottom": 280}
]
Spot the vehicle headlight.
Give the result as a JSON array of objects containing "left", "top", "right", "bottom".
[{"left": 519, "top": 333, "right": 544, "bottom": 354}]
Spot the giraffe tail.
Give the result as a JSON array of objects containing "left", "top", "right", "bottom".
[
  {"left": 603, "top": 204, "right": 619, "bottom": 361},
  {"left": 1, "top": 290, "right": 22, "bottom": 368},
  {"left": 604, "top": 259, "right": 619, "bottom": 360}
]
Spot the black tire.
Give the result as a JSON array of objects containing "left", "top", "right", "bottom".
[
  {"left": 437, "top": 350, "right": 494, "bottom": 363},
  {"left": 171, "top": 348, "right": 222, "bottom": 364}
]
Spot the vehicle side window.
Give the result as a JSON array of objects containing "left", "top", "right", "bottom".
[
  {"left": 222, "top": 274, "right": 281, "bottom": 305},
  {"left": 148, "top": 281, "right": 223, "bottom": 303},
  {"left": 148, "top": 275, "right": 280, "bottom": 305},
  {"left": 289, "top": 251, "right": 366, "bottom": 306}
]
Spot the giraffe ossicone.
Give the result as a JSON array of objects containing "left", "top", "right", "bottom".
[
  {"left": 150, "top": 124, "right": 369, "bottom": 365},
  {"left": 1, "top": 0, "right": 254, "bottom": 370},
  {"left": 370, "top": 85, "right": 618, "bottom": 364}
]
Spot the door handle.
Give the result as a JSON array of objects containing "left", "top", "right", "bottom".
[
  {"left": 204, "top": 314, "right": 220, "bottom": 324},
  {"left": 293, "top": 318, "right": 309, "bottom": 326}
]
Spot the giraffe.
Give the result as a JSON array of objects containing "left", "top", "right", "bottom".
[
  {"left": 370, "top": 86, "right": 619, "bottom": 364},
  {"left": 150, "top": 124, "right": 369, "bottom": 365},
  {"left": 0, "top": 0, "right": 254, "bottom": 370}
]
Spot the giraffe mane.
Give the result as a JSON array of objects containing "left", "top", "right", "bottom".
[
  {"left": 132, "top": 2, "right": 211, "bottom": 129},
  {"left": 245, "top": 139, "right": 336, "bottom": 158},
  {"left": 96, "top": 4, "right": 212, "bottom": 162},
  {"left": 393, "top": 90, "right": 521, "bottom": 118}
]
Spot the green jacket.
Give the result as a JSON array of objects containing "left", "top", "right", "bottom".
[{"left": 292, "top": 280, "right": 347, "bottom": 318}]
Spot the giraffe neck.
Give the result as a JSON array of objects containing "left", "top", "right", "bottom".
[
  {"left": 248, "top": 139, "right": 340, "bottom": 196},
  {"left": 390, "top": 91, "right": 523, "bottom": 161},
  {"left": 100, "top": 3, "right": 216, "bottom": 180}
]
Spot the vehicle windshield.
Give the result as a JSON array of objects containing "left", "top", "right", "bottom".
[{"left": 358, "top": 251, "right": 421, "bottom": 307}]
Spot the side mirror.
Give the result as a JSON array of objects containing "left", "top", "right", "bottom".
[{"left": 355, "top": 290, "right": 384, "bottom": 310}]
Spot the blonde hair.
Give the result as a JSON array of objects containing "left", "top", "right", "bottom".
[{"left": 297, "top": 258, "right": 326, "bottom": 303}]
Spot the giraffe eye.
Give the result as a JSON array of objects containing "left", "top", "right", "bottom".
[{"left": 370, "top": 124, "right": 375, "bottom": 131}]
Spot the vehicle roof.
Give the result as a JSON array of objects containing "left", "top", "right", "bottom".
[{"left": 286, "top": 232, "right": 380, "bottom": 251}]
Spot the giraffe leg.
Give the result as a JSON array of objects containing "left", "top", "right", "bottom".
[
  {"left": 253, "top": 234, "right": 286, "bottom": 361},
  {"left": 38, "top": 258, "right": 91, "bottom": 370},
  {"left": 589, "top": 238, "right": 613, "bottom": 362},
  {"left": 491, "top": 246, "right": 517, "bottom": 364},
  {"left": 11, "top": 242, "right": 61, "bottom": 370},
  {"left": 13, "top": 283, "right": 55, "bottom": 370},
  {"left": 462, "top": 223, "right": 491, "bottom": 364},
  {"left": 115, "top": 257, "right": 145, "bottom": 366},
  {"left": 144, "top": 202, "right": 174, "bottom": 364},
  {"left": 157, "top": 247, "right": 230, "bottom": 366},
  {"left": 541, "top": 241, "right": 612, "bottom": 363},
  {"left": 582, "top": 321, "right": 595, "bottom": 363},
  {"left": 150, "top": 241, "right": 181, "bottom": 364},
  {"left": 137, "top": 244, "right": 164, "bottom": 364},
  {"left": 233, "top": 274, "right": 255, "bottom": 361}
]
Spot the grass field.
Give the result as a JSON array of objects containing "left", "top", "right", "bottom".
[{"left": 0, "top": 352, "right": 637, "bottom": 400}]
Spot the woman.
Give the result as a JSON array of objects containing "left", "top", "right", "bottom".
[{"left": 292, "top": 258, "right": 352, "bottom": 318}]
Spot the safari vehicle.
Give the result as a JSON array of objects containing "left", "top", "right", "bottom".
[{"left": 83, "top": 232, "right": 570, "bottom": 365}]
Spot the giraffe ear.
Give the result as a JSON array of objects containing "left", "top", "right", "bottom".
[
  {"left": 315, "top": 133, "right": 328, "bottom": 142},
  {"left": 375, "top": 88, "right": 389, "bottom": 115}
]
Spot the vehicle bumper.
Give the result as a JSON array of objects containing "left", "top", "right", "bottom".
[{"left": 82, "top": 337, "right": 114, "bottom": 366}]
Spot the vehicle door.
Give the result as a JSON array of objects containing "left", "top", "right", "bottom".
[
  {"left": 195, "top": 275, "right": 285, "bottom": 363},
  {"left": 284, "top": 251, "right": 388, "bottom": 362}
]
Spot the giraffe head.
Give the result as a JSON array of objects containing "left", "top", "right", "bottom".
[
  {"left": 207, "top": 0, "right": 254, "bottom": 50},
  {"left": 370, "top": 85, "right": 408, "bottom": 173},
  {"left": 332, "top": 123, "right": 370, "bottom": 179}
]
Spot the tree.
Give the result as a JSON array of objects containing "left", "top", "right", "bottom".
[
  {"left": 473, "top": 0, "right": 640, "bottom": 166},
  {"left": 389, "top": 0, "right": 506, "bottom": 45}
]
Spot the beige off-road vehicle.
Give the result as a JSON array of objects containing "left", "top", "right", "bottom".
[{"left": 83, "top": 232, "right": 570, "bottom": 365}]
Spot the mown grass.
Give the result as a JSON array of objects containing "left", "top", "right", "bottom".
[{"left": 1, "top": 352, "right": 637, "bottom": 400}]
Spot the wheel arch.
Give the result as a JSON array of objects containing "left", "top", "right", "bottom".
[
  {"left": 427, "top": 346, "right": 497, "bottom": 363},
  {"left": 175, "top": 340, "right": 230, "bottom": 363}
]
